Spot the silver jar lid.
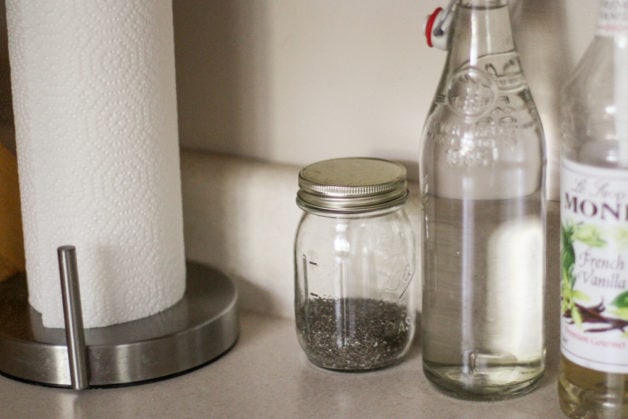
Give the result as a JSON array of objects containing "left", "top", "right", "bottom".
[{"left": 297, "top": 157, "right": 409, "bottom": 214}]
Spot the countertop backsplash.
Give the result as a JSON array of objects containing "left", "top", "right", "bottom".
[{"left": 180, "top": 150, "right": 422, "bottom": 318}]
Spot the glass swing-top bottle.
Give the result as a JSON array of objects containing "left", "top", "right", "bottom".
[{"left": 419, "top": 0, "right": 546, "bottom": 400}]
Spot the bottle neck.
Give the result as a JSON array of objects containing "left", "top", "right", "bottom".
[
  {"left": 446, "top": 0, "right": 515, "bottom": 67},
  {"left": 596, "top": 0, "right": 628, "bottom": 37},
  {"left": 460, "top": 0, "right": 507, "bottom": 8}
]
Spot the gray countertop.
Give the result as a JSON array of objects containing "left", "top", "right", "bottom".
[
  {"left": 0, "top": 204, "right": 564, "bottom": 419},
  {"left": 0, "top": 313, "right": 563, "bottom": 419}
]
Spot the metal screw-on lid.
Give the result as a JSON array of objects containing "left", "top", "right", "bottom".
[{"left": 296, "top": 157, "right": 409, "bottom": 214}]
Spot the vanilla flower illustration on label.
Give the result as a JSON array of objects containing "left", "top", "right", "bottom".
[{"left": 561, "top": 159, "right": 628, "bottom": 373}]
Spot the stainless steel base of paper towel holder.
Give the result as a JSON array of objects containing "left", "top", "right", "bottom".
[{"left": 0, "top": 261, "right": 239, "bottom": 388}]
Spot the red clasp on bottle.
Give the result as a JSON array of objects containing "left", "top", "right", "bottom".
[
  {"left": 425, "top": 8, "right": 443, "bottom": 48},
  {"left": 423, "top": 0, "right": 456, "bottom": 50}
]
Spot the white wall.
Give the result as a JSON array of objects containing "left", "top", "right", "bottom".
[
  {"left": 172, "top": 0, "right": 598, "bottom": 200},
  {"left": 0, "top": 0, "right": 600, "bottom": 199}
]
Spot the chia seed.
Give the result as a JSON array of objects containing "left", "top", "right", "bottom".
[{"left": 296, "top": 297, "right": 413, "bottom": 371}]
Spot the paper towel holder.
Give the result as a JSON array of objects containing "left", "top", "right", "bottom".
[{"left": 0, "top": 246, "right": 239, "bottom": 389}]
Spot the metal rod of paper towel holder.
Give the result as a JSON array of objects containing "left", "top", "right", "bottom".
[{"left": 57, "top": 245, "right": 90, "bottom": 390}]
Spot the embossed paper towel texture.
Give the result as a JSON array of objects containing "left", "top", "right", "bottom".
[{"left": 6, "top": 0, "right": 186, "bottom": 328}]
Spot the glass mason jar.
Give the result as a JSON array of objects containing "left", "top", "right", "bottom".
[{"left": 294, "top": 157, "right": 416, "bottom": 371}]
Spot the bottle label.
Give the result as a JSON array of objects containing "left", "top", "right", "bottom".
[
  {"left": 560, "top": 158, "right": 628, "bottom": 373},
  {"left": 597, "top": 0, "right": 628, "bottom": 36}
]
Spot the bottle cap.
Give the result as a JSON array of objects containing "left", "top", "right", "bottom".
[
  {"left": 297, "top": 157, "right": 408, "bottom": 214},
  {"left": 423, "top": 1, "right": 455, "bottom": 50}
]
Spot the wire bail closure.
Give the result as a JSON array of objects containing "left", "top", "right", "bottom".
[{"left": 424, "top": 0, "right": 456, "bottom": 50}]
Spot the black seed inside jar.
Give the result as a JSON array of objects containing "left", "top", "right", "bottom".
[{"left": 296, "top": 297, "right": 412, "bottom": 371}]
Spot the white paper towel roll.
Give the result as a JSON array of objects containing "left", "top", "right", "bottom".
[{"left": 6, "top": 0, "right": 186, "bottom": 328}]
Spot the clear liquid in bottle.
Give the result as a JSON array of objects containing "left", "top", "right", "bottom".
[{"left": 422, "top": 194, "right": 545, "bottom": 399}]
